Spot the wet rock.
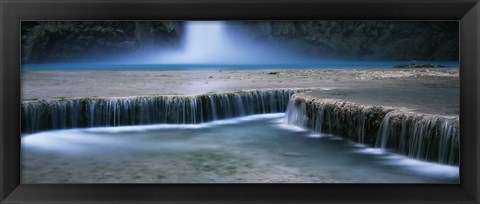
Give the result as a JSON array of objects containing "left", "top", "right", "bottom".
[{"left": 285, "top": 93, "right": 459, "bottom": 165}]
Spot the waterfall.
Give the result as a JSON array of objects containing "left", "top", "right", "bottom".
[
  {"left": 160, "top": 21, "right": 227, "bottom": 64},
  {"left": 376, "top": 112, "right": 392, "bottom": 150},
  {"left": 314, "top": 104, "right": 326, "bottom": 133},
  {"left": 358, "top": 109, "right": 367, "bottom": 144},
  {"left": 22, "top": 89, "right": 306, "bottom": 134},
  {"left": 439, "top": 120, "right": 458, "bottom": 164},
  {"left": 285, "top": 98, "right": 308, "bottom": 128},
  {"left": 285, "top": 96, "right": 387, "bottom": 141},
  {"left": 23, "top": 89, "right": 460, "bottom": 165},
  {"left": 155, "top": 21, "right": 309, "bottom": 65},
  {"left": 284, "top": 94, "right": 459, "bottom": 165},
  {"left": 374, "top": 111, "right": 459, "bottom": 164}
]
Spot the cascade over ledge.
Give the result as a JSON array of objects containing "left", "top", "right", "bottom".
[
  {"left": 285, "top": 93, "right": 459, "bottom": 165},
  {"left": 21, "top": 88, "right": 459, "bottom": 165}
]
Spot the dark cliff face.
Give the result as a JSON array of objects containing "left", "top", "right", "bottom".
[
  {"left": 227, "top": 21, "right": 459, "bottom": 61},
  {"left": 21, "top": 21, "right": 458, "bottom": 64},
  {"left": 21, "top": 21, "right": 183, "bottom": 64}
]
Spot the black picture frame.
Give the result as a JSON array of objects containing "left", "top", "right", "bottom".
[{"left": 1, "top": 0, "right": 479, "bottom": 203}]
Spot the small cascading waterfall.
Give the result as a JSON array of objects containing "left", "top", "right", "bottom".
[
  {"left": 314, "top": 104, "right": 326, "bottom": 133},
  {"left": 285, "top": 98, "right": 307, "bottom": 128},
  {"left": 22, "top": 89, "right": 303, "bottom": 134},
  {"left": 374, "top": 111, "right": 459, "bottom": 165},
  {"left": 285, "top": 95, "right": 387, "bottom": 144},
  {"left": 357, "top": 109, "right": 367, "bottom": 144},
  {"left": 284, "top": 93, "right": 459, "bottom": 165},
  {"left": 439, "top": 120, "right": 459, "bottom": 164}
]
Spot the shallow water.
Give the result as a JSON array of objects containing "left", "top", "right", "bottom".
[{"left": 21, "top": 114, "right": 459, "bottom": 183}]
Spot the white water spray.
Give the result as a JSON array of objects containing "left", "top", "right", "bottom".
[
  {"left": 160, "top": 21, "right": 228, "bottom": 63},
  {"left": 154, "top": 21, "right": 313, "bottom": 65}
]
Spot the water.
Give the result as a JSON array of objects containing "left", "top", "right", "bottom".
[
  {"left": 21, "top": 89, "right": 296, "bottom": 133},
  {"left": 21, "top": 61, "right": 459, "bottom": 71},
  {"left": 284, "top": 96, "right": 459, "bottom": 165},
  {"left": 374, "top": 110, "right": 459, "bottom": 164},
  {"left": 22, "top": 114, "right": 458, "bottom": 183}
]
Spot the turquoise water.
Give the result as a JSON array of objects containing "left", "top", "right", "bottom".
[
  {"left": 21, "top": 61, "right": 459, "bottom": 71},
  {"left": 22, "top": 114, "right": 459, "bottom": 183}
]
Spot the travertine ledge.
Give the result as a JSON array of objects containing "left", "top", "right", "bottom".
[
  {"left": 21, "top": 88, "right": 314, "bottom": 133},
  {"left": 285, "top": 93, "right": 459, "bottom": 165}
]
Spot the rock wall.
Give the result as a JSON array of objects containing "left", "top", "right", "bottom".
[
  {"left": 21, "top": 21, "right": 183, "bottom": 64},
  {"left": 227, "top": 21, "right": 459, "bottom": 61}
]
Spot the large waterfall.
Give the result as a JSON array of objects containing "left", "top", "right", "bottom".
[
  {"left": 22, "top": 89, "right": 303, "bottom": 133},
  {"left": 159, "top": 21, "right": 228, "bottom": 64},
  {"left": 285, "top": 94, "right": 459, "bottom": 165},
  {"left": 156, "top": 21, "right": 310, "bottom": 65}
]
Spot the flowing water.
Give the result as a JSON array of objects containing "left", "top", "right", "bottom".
[
  {"left": 284, "top": 96, "right": 459, "bottom": 165},
  {"left": 21, "top": 89, "right": 296, "bottom": 133},
  {"left": 22, "top": 114, "right": 458, "bottom": 183}
]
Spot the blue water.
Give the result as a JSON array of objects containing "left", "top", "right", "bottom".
[
  {"left": 22, "top": 61, "right": 459, "bottom": 71},
  {"left": 22, "top": 114, "right": 458, "bottom": 183}
]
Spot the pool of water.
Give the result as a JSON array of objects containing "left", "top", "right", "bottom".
[
  {"left": 21, "top": 113, "right": 459, "bottom": 183},
  {"left": 21, "top": 61, "right": 459, "bottom": 71}
]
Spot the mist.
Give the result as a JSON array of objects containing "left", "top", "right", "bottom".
[{"left": 118, "top": 21, "right": 319, "bottom": 65}]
